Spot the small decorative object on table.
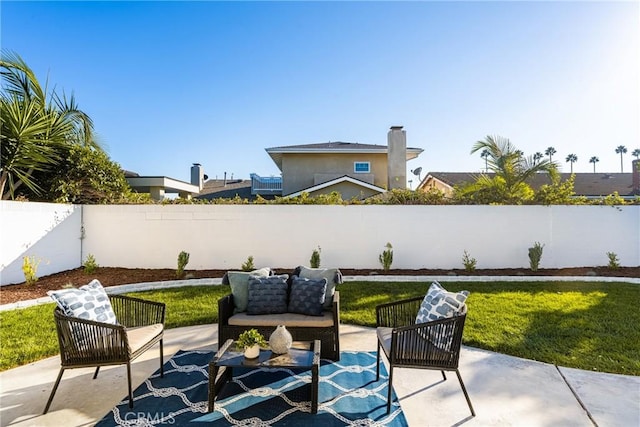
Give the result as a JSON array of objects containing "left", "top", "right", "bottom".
[
  {"left": 236, "top": 329, "right": 267, "bottom": 359},
  {"left": 269, "top": 325, "right": 293, "bottom": 354}
]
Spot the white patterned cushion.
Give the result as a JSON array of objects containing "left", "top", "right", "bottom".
[
  {"left": 416, "top": 281, "right": 468, "bottom": 324},
  {"left": 415, "top": 282, "right": 469, "bottom": 348},
  {"left": 48, "top": 279, "right": 117, "bottom": 324}
]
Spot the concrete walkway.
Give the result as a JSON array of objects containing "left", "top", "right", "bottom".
[{"left": 1, "top": 324, "right": 638, "bottom": 427}]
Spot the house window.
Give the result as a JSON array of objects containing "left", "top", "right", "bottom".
[{"left": 354, "top": 162, "right": 370, "bottom": 173}]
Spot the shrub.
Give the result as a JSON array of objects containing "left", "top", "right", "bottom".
[
  {"left": 83, "top": 254, "right": 99, "bottom": 274},
  {"left": 176, "top": 251, "right": 190, "bottom": 278},
  {"left": 310, "top": 246, "right": 321, "bottom": 268},
  {"left": 379, "top": 242, "right": 393, "bottom": 271},
  {"left": 607, "top": 252, "right": 620, "bottom": 270},
  {"left": 462, "top": 250, "right": 477, "bottom": 272},
  {"left": 528, "top": 242, "right": 544, "bottom": 271},
  {"left": 241, "top": 255, "right": 255, "bottom": 272},
  {"left": 22, "top": 255, "right": 40, "bottom": 285}
]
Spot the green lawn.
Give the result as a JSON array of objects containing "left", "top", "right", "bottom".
[{"left": 1, "top": 281, "right": 638, "bottom": 375}]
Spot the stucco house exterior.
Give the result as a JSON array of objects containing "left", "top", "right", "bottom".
[{"left": 200, "top": 126, "right": 424, "bottom": 201}]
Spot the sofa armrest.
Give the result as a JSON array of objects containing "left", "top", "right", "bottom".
[{"left": 218, "top": 294, "right": 234, "bottom": 325}]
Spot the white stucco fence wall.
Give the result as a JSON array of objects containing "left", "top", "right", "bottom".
[
  {"left": 0, "top": 201, "right": 82, "bottom": 285},
  {"left": 1, "top": 201, "right": 638, "bottom": 285}
]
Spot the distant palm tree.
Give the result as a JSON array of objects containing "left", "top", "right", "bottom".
[
  {"left": 589, "top": 156, "right": 599, "bottom": 173},
  {"left": 464, "top": 135, "right": 556, "bottom": 204},
  {"left": 545, "top": 146, "right": 556, "bottom": 163},
  {"left": 615, "top": 145, "right": 627, "bottom": 172},
  {"left": 633, "top": 148, "right": 640, "bottom": 159},
  {"left": 533, "top": 152, "right": 543, "bottom": 165},
  {"left": 480, "top": 149, "right": 490, "bottom": 172},
  {"left": 565, "top": 154, "right": 578, "bottom": 173}
]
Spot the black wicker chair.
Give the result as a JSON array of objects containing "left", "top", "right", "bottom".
[
  {"left": 44, "top": 294, "right": 165, "bottom": 414},
  {"left": 376, "top": 296, "right": 475, "bottom": 416}
]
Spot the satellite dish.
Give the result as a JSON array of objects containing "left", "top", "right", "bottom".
[{"left": 411, "top": 167, "right": 422, "bottom": 181}]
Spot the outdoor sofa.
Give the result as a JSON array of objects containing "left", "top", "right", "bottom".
[{"left": 218, "top": 266, "right": 342, "bottom": 360}]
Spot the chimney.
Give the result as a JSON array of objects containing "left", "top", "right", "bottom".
[
  {"left": 633, "top": 159, "right": 640, "bottom": 195},
  {"left": 190, "top": 163, "right": 204, "bottom": 190},
  {"left": 387, "top": 126, "right": 407, "bottom": 190}
]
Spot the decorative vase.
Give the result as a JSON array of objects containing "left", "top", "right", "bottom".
[
  {"left": 244, "top": 344, "right": 260, "bottom": 359},
  {"left": 269, "top": 325, "right": 293, "bottom": 354}
]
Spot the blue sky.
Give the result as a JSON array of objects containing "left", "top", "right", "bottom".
[{"left": 2, "top": 1, "right": 639, "bottom": 185}]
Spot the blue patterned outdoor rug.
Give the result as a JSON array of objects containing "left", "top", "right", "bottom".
[{"left": 96, "top": 349, "right": 407, "bottom": 426}]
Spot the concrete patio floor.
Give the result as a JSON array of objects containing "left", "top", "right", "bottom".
[{"left": 1, "top": 324, "right": 638, "bottom": 427}]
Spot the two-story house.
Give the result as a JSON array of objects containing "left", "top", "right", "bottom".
[{"left": 199, "top": 126, "right": 423, "bottom": 201}]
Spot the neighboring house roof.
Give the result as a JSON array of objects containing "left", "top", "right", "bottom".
[
  {"left": 197, "top": 179, "right": 254, "bottom": 200},
  {"left": 421, "top": 172, "right": 638, "bottom": 198},
  {"left": 265, "top": 141, "right": 423, "bottom": 171},
  {"left": 285, "top": 175, "right": 387, "bottom": 198},
  {"left": 125, "top": 176, "right": 200, "bottom": 199}
]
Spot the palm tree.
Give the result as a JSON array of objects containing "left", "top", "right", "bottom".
[
  {"left": 633, "top": 148, "right": 640, "bottom": 160},
  {"left": 545, "top": 146, "right": 556, "bottom": 163},
  {"left": 464, "top": 135, "right": 557, "bottom": 203},
  {"left": 0, "top": 51, "right": 97, "bottom": 199},
  {"left": 615, "top": 145, "right": 627, "bottom": 172},
  {"left": 480, "top": 149, "right": 490, "bottom": 172},
  {"left": 533, "top": 152, "right": 543, "bottom": 165},
  {"left": 589, "top": 156, "right": 599, "bottom": 173},
  {"left": 565, "top": 154, "right": 578, "bottom": 173}
]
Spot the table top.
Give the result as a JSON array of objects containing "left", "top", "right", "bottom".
[{"left": 212, "top": 339, "right": 321, "bottom": 369}]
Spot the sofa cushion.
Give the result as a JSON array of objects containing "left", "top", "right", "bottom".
[
  {"left": 288, "top": 276, "right": 327, "bottom": 316},
  {"left": 48, "top": 279, "right": 117, "bottom": 324},
  {"left": 246, "top": 275, "right": 289, "bottom": 315},
  {"left": 228, "top": 311, "right": 335, "bottom": 328},
  {"left": 126, "top": 323, "right": 164, "bottom": 354},
  {"left": 297, "top": 266, "right": 342, "bottom": 309},
  {"left": 227, "top": 268, "right": 271, "bottom": 313}
]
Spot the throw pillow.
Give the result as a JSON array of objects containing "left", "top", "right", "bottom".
[
  {"left": 246, "top": 275, "right": 289, "bottom": 315},
  {"left": 227, "top": 267, "right": 271, "bottom": 313},
  {"left": 47, "top": 279, "right": 117, "bottom": 324},
  {"left": 415, "top": 281, "right": 469, "bottom": 324},
  {"left": 415, "top": 281, "right": 469, "bottom": 348},
  {"left": 297, "top": 266, "right": 342, "bottom": 309},
  {"left": 288, "top": 276, "right": 327, "bottom": 316}
]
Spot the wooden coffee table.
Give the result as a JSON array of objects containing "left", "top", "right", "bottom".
[{"left": 208, "top": 339, "right": 321, "bottom": 414}]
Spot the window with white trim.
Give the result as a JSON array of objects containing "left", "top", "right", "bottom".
[{"left": 354, "top": 162, "right": 370, "bottom": 173}]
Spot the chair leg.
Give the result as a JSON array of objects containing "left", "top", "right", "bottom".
[
  {"left": 93, "top": 366, "right": 100, "bottom": 379},
  {"left": 160, "top": 338, "right": 164, "bottom": 377},
  {"left": 376, "top": 341, "right": 381, "bottom": 381},
  {"left": 455, "top": 369, "right": 475, "bottom": 417},
  {"left": 441, "top": 370, "right": 447, "bottom": 381},
  {"left": 386, "top": 366, "right": 394, "bottom": 414},
  {"left": 43, "top": 367, "right": 65, "bottom": 414},
  {"left": 127, "top": 362, "right": 134, "bottom": 409}
]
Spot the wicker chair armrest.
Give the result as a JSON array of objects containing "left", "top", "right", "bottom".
[
  {"left": 110, "top": 294, "right": 165, "bottom": 328},
  {"left": 376, "top": 295, "right": 424, "bottom": 328},
  {"left": 218, "top": 294, "right": 235, "bottom": 325}
]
